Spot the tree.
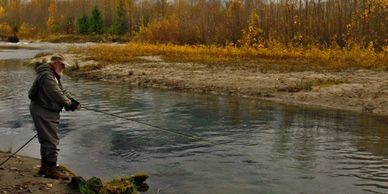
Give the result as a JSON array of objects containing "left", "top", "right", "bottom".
[
  {"left": 0, "top": 6, "right": 5, "bottom": 20},
  {"left": 63, "top": 16, "right": 76, "bottom": 34},
  {"left": 7, "top": 0, "right": 21, "bottom": 29},
  {"left": 0, "top": 0, "right": 385, "bottom": 48},
  {"left": 111, "top": 0, "right": 127, "bottom": 35},
  {"left": 0, "top": 22, "right": 12, "bottom": 35},
  {"left": 77, "top": 14, "right": 89, "bottom": 35},
  {"left": 47, "top": 0, "right": 59, "bottom": 33},
  {"left": 239, "top": 11, "right": 264, "bottom": 48},
  {"left": 18, "top": 22, "right": 34, "bottom": 38},
  {"left": 89, "top": 6, "right": 104, "bottom": 35}
]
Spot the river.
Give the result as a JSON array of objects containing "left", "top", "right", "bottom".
[{"left": 0, "top": 42, "right": 387, "bottom": 194}]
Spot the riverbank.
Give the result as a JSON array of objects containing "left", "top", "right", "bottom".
[
  {"left": 30, "top": 43, "right": 388, "bottom": 116},
  {"left": 63, "top": 45, "right": 388, "bottom": 116},
  {"left": 0, "top": 151, "right": 149, "bottom": 194},
  {"left": 0, "top": 151, "right": 79, "bottom": 194},
  {"left": 72, "top": 60, "right": 388, "bottom": 116}
]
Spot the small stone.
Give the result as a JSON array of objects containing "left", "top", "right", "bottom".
[
  {"left": 38, "top": 186, "right": 48, "bottom": 191},
  {"left": 46, "top": 183, "right": 53, "bottom": 188},
  {"left": 9, "top": 167, "right": 18, "bottom": 171},
  {"left": 131, "top": 173, "right": 149, "bottom": 186}
]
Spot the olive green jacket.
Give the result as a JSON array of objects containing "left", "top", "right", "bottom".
[{"left": 28, "top": 63, "right": 71, "bottom": 112}]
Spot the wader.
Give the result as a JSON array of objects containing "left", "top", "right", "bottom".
[{"left": 29, "top": 101, "right": 60, "bottom": 163}]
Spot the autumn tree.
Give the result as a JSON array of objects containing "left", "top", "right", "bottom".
[
  {"left": 18, "top": 22, "right": 35, "bottom": 38},
  {"left": 239, "top": 12, "right": 264, "bottom": 48},
  {"left": 0, "top": 0, "right": 385, "bottom": 48},
  {"left": 0, "top": 22, "right": 12, "bottom": 35},
  {"left": 47, "top": 0, "right": 59, "bottom": 33}
]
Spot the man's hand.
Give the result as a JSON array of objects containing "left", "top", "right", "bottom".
[
  {"left": 70, "top": 98, "right": 81, "bottom": 110},
  {"left": 65, "top": 98, "right": 81, "bottom": 111}
]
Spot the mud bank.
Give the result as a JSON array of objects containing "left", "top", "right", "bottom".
[{"left": 0, "top": 151, "right": 79, "bottom": 194}]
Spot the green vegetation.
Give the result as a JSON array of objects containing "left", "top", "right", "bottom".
[
  {"left": 89, "top": 7, "right": 104, "bottom": 35},
  {"left": 70, "top": 173, "right": 149, "bottom": 194},
  {"left": 111, "top": 0, "right": 128, "bottom": 35},
  {"left": 77, "top": 14, "right": 89, "bottom": 35}
]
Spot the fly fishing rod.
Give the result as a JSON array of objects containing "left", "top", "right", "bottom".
[
  {"left": 0, "top": 134, "right": 37, "bottom": 167},
  {"left": 0, "top": 105, "right": 213, "bottom": 167}
]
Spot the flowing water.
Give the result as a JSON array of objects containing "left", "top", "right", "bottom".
[{"left": 0, "top": 43, "right": 388, "bottom": 194}]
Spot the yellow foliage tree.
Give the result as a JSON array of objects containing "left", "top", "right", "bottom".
[
  {"left": 135, "top": 16, "right": 180, "bottom": 43},
  {"left": 238, "top": 12, "right": 264, "bottom": 48},
  {"left": 47, "top": 0, "right": 58, "bottom": 33},
  {"left": 0, "top": 23, "right": 13, "bottom": 35},
  {"left": 18, "top": 23, "right": 35, "bottom": 38},
  {"left": 0, "top": 6, "right": 6, "bottom": 19}
]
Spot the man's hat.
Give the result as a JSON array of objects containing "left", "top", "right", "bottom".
[{"left": 50, "top": 54, "right": 71, "bottom": 68}]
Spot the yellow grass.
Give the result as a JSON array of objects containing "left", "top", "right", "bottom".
[{"left": 73, "top": 42, "right": 388, "bottom": 72}]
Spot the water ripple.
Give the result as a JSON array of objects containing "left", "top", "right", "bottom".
[{"left": 0, "top": 54, "right": 388, "bottom": 194}]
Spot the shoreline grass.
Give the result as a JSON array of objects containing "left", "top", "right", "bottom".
[{"left": 73, "top": 42, "right": 388, "bottom": 72}]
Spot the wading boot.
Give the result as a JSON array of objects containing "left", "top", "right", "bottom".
[
  {"left": 38, "top": 159, "right": 47, "bottom": 176},
  {"left": 46, "top": 167, "right": 70, "bottom": 180},
  {"left": 38, "top": 164, "right": 47, "bottom": 176}
]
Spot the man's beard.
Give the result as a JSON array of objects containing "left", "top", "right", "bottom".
[{"left": 54, "top": 69, "right": 63, "bottom": 79}]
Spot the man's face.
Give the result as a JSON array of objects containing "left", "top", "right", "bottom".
[{"left": 52, "top": 61, "right": 65, "bottom": 78}]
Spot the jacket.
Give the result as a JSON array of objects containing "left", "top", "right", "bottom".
[{"left": 28, "top": 63, "right": 71, "bottom": 112}]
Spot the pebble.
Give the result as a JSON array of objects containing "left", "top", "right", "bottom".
[{"left": 38, "top": 186, "right": 48, "bottom": 191}]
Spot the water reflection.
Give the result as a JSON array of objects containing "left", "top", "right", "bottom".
[{"left": 0, "top": 56, "right": 387, "bottom": 193}]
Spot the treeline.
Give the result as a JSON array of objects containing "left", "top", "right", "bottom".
[{"left": 0, "top": 0, "right": 386, "bottom": 49}]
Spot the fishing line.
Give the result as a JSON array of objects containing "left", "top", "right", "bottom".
[
  {"left": 81, "top": 106, "right": 212, "bottom": 144},
  {"left": 0, "top": 100, "right": 219, "bottom": 166}
]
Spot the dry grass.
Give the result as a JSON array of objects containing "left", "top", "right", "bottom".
[
  {"left": 277, "top": 77, "right": 345, "bottom": 93},
  {"left": 72, "top": 42, "right": 388, "bottom": 72}
]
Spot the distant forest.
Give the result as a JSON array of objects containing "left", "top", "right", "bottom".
[{"left": 0, "top": 0, "right": 386, "bottom": 48}]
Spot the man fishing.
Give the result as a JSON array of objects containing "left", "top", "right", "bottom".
[{"left": 28, "top": 54, "right": 80, "bottom": 180}]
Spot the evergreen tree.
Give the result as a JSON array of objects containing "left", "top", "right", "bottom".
[
  {"left": 77, "top": 14, "right": 89, "bottom": 35},
  {"left": 111, "top": 0, "right": 127, "bottom": 35},
  {"left": 89, "top": 6, "right": 104, "bottom": 35}
]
